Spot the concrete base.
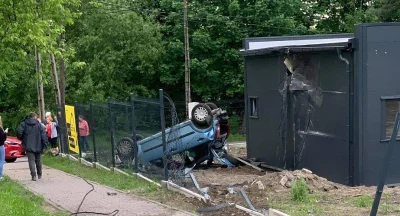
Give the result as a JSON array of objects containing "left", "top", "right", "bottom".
[
  {"left": 68, "top": 155, "right": 79, "bottom": 162},
  {"left": 93, "top": 162, "right": 111, "bottom": 171},
  {"left": 135, "top": 173, "right": 162, "bottom": 188},
  {"left": 111, "top": 167, "right": 130, "bottom": 176},
  {"left": 79, "top": 158, "right": 93, "bottom": 167}
]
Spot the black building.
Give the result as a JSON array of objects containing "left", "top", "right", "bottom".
[{"left": 242, "top": 22, "right": 400, "bottom": 186}]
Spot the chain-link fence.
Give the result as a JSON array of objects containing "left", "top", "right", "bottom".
[
  {"left": 62, "top": 92, "right": 245, "bottom": 189},
  {"left": 70, "top": 91, "right": 176, "bottom": 182}
]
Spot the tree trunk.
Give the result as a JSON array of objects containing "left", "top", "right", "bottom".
[{"left": 35, "top": 46, "right": 45, "bottom": 121}]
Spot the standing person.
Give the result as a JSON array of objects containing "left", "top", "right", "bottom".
[
  {"left": 17, "top": 112, "right": 47, "bottom": 181},
  {"left": 46, "top": 112, "right": 58, "bottom": 149},
  {"left": 0, "top": 116, "right": 8, "bottom": 181},
  {"left": 78, "top": 115, "right": 90, "bottom": 152}
]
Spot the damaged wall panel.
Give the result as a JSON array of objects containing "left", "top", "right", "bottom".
[
  {"left": 243, "top": 33, "right": 355, "bottom": 186},
  {"left": 243, "top": 23, "right": 400, "bottom": 187}
]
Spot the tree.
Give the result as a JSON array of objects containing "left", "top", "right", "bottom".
[
  {"left": 307, "top": 0, "right": 378, "bottom": 33},
  {"left": 376, "top": 0, "right": 400, "bottom": 22},
  {"left": 133, "top": 0, "right": 315, "bottom": 101},
  {"left": 0, "top": 0, "right": 80, "bottom": 75},
  {"left": 65, "top": 1, "right": 164, "bottom": 102}
]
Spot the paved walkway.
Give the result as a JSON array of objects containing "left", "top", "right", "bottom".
[{"left": 4, "top": 157, "right": 191, "bottom": 216}]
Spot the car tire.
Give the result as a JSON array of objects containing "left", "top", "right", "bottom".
[
  {"left": 206, "top": 102, "right": 218, "bottom": 110},
  {"left": 116, "top": 137, "right": 134, "bottom": 157},
  {"left": 191, "top": 103, "right": 213, "bottom": 128},
  {"left": 116, "top": 135, "right": 141, "bottom": 158},
  {"left": 5, "top": 158, "right": 17, "bottom": 163}
]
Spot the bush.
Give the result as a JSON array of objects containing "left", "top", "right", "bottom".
[{"left": 291, "top": 178, "right": 309, "bottom": 202}]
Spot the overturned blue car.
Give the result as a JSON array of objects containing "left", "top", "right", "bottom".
[{"left": 115, "top": 102, "right": 239, "bottom": 170}]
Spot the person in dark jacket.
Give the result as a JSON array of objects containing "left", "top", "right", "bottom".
[
  {"left": 0, "top": 116, "right": 8, "bottom": 181},
  {"left": 17, "top": 112, "right": 47, "bottom": 181}
]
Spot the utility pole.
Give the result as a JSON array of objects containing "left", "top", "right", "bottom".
[
  {"left": 184, "top": 0, "right": 191, "bottom": 119},
  {"left": 35, "top": 46, "right": 45, "bottom": 121},
  {"left": 50, "top": 53, "right": 61, "bottom": 106}
]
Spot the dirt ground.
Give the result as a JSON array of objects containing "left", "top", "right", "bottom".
[
  {"left": 228, "top": 144, "right": 247, "bottom": 158},
  {"left": 185, "top": 163, "right": 400, "bottom": 216},
  {"left": 139, "top": 144, "right": 400, "bottom": 215}
]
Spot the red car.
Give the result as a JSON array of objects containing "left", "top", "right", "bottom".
[{"left": 4, "top": 136, "right": 25, "bottom": 163}]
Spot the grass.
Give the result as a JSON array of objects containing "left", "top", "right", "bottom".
[
  {"left": 228, "top": 133, "right": 246, "bottom": 142},
  {"left": 291, "top": 178, "right": 310, "bottom": 202},
  {"left": 42, "top": 156, "right": 158, "bottom": 193},
  {"left": 41, "top": 155, "right": 199, "bottom": 213},
  {"left": 353, "top": 195, "right": 373, "bottom": 208},
  {"left": 0, "top": 176, "right": 68, "bottom": 216},
  {"left": 270, "top": 193, "right": 326, "bottom": 216}
]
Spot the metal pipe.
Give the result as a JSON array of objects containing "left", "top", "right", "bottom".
[{"left": 337, "top": 48, "right": 354, "bottom": 186}]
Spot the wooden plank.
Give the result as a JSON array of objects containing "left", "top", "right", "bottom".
[
  {"left": 269, "top": 208, "right": 290, "bottom": 216},
  {"left": 233, "top": 156, "right": 264, "bottom": 172},
  {"left": 166, "top": 181, "right": 208, "bottom": 203},
  {"left": 259, "top": 163, "right": 284, "bottom": 172},
  {"left": 235, "top": 205, "right": 264, "bottom": 216}
]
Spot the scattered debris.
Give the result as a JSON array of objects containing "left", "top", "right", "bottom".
[
  {"left": 251, "top": 169, "right": 341, "bottom": 193},
  {"left": 256, "top": 181, "right": 265, "bottom": 190},
  {"left": 279, "top": 176, "right": 289, "bottom": 186},
  {"left": 107, "top": 192, "right": 117, "bottom": 196},
  {"left": 196, "top": 203, "right": 233, "bottom": 213},
  {"left": 239, "top": 189, "right": 256, "bottom": 211},
  {"left": 302, "top": 168, "right": 313, "bottom": 174}
]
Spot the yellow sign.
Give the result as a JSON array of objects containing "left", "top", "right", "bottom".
[{"left": 65, "top": 105, "right": 79, "bottom": 154}]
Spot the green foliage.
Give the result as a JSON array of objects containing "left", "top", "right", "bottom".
[
  {"left": 1, "top": 0, "right": 398, "bottom": 133},
  {"left": 42, "top": 155, "right": 158, "bottom": 193},
  {"left": 353, "top": 195, "right": 373, "bottom": 208},
  {"left": 0, "top": 0, "right": 80, "bottom": 75},
  {"left": 65, "top": 0, "right": 164, "bottom": 102},
  {"left": 375, "top": 0, "right": 400, "bottom": 22},
  {"left": 291, "top": 178, "right": 310, "bottom": 202}
]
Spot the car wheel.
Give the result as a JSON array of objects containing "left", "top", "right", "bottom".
[
  {"left": 116, "top": 138, "right": 134, "bottom": 157},
  {"left": 206, "top": 102, "right": 218, "bottom": 110},
  {"left": 5, "top": 158, "right": 17, "bottom": 163},
  {"left": 191, "top": 103, "right": 213, "bottom": 128}
]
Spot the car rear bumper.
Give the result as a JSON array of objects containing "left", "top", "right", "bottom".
[
  {"left": 6, "top": 150, "right": 25, "bottom": 159},
  {"left": 5, "top": 145, "right": 26, "bottom": 159}
]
